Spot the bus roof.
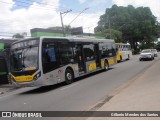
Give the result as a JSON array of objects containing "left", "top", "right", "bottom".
[
  {"left": 12, "top": 36, "right": 115, "bottom": 45},
  {"left": 115, "top": 43, "right": 130, "bottom": 45}
]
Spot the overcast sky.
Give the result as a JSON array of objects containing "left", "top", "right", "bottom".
[{"left": 0, "top": 0, "right": 160, "bottom": 38}]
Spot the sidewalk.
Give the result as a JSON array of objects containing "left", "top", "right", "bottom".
[
  {"left": 0, "top": 84, "right": 14, "bottom": 95},
  {"left": 88, "top": 59, "right": 160, "bottom": 120}
]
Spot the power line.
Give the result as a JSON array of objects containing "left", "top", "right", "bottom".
[
  {"left": 0, "top": 11, "right": 101, "bottom": 25},
  {"left": 68, "top": 8, "right": 89, "bottom": 26}
]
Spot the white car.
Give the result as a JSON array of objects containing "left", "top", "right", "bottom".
[
  {"left": 151, "top": 49, "right": 158, "bottom": 57},
  {"left": 139, "top": 49, "right": 154, "bottom": 61}
]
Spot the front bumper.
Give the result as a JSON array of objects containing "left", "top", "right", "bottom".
[
  {"left": 139, "top": 55, "right": 153, "bottom": 60},
  {"left": 11, "top": 78, "right": 44, "bottom": 88}
]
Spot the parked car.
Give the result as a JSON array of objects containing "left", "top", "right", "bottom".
[
  {"left": 139, "top": 49, "right": 154, "bottom": 61},
  {"left": 151, "top": 49, "right": 158, "bottom": 57}
]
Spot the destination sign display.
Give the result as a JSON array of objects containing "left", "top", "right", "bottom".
[{"left": 11, "top": 39, "right": 39, "bottom": 49}]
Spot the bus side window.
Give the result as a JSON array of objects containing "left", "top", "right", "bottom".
[
  {"left": 42, "top": 42, "right": 59, "bottom": 74},
  {"left": 99, "top": 43, "right": 108, "bottom": 58},
  {"left": 105, "top": 43, "right": 112, "bottom": 57},
  {"left": 58, "top": 43, "right": 73, "bottom": 65},
  {"left": 73, "top": 45, "right": 82, "bottom": 63},
  {"left": 116, "top": 46, "right": 118, "bottom": 52},
  {"left": 83, "top": 44, "right": 95, "bottom": 61},
  {"left": 112, "top": 43, "right": 116, "bottom": 56},
  {"left": 43, "top": 48, "right": 56, "bottom": 63},
  {"left": 120, "top": 45, "right": 122, "bottom": 51}
]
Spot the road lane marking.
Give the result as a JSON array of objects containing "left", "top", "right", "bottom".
[{"left": 60, "top": 83, "right": 79, "bottom": 90}]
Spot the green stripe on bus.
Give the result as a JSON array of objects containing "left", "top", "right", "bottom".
[
  {"left": 0, "top": 72, "right": 7, "bottom": 75},
  {"left": 0, "top": 43, "right": 4, "bottom": 50}
]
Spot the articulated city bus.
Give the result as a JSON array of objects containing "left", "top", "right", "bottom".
[
  {"left": 10, "top": 37, "right": 117, "bottom": 87},
  {"left": 116, "top": 43, "right": 132, "bottom": 62}
]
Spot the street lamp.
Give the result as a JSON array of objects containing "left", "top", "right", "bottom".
[{"left": 60, "top": 10, "right": 72, "bottom": 37}]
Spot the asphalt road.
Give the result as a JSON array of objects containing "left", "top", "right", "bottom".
[{"left": 0, "top": 54, "right": 159, "bottom": 112}]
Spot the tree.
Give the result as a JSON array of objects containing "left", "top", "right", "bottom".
[
  {"left": 95, "top": 28, "right": 122, "bottom": 42},
  {"left": 156, "top": 41, "right": 160, "bottom": 51},
  {"left": 95, "top": 5, "right": 159, "bottom": 53},
  {"left": 12, "top": 32, "right": 27, "bottom": 39}
]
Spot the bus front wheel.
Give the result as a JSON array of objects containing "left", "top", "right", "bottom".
[{"left": 65, "top": 69, "right": 74, "bottom": 84}]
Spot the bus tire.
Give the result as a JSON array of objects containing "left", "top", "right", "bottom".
[
  {"left": 120, "top": 56, "right": 122, "bottom": 62},
  {"left": 104, "top": 60, "right": 109, "bottom": 71},
  {"left": 65, "top": 68, "right": 74, "bottom": 84},
  {"left": 127, "top": 54, "right": 130, "bottom": 60}
]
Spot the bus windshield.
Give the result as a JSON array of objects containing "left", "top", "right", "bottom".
[{"left": 11, "top": 46, "right": 39, "bottom": 72}]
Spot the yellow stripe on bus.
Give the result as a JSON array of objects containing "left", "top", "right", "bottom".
[
  {"left": 12, "top": 74, "right": 35, "bottom": 82},
  {"left": 101, "top": 59, "right": 115, "bottom": 67},
  {"left": 89, "top": 63, "right": 97, "bottom": 71},
  {"left": 108, "top": 58, "right": 115, "bottom": 65},
  {"left": 101, "top": 60, "right": 104, "bottom": 68},
  {"left": 117, "top": 51, "right": 122, "bottom": 61}
]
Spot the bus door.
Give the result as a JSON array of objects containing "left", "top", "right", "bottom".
[
  {"left": 94, "top": 44, "right": 101, "bottom": 68},
  {"left": 0, "top": 57, "right": 8, "bottom": 84},
  {"left": 76, "top": 44, "right": 86, "bottom": 73}
]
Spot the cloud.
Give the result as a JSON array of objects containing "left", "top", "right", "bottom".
[
  {"left": 1, "top": 0, "right": 160, "bottom": 39},
  {"left": 112, "top": 0, "right": 160, "bottom": 21},
  {"left": 89, "top": 0, "right": 107, "bottom": 7},
  {"left": 0, "top": 0, "right": 102, "bottom": 38},
  {"left": 65, "top": 12, "right": 102, "bottom": 33},
  {"left": 79, "top": 0, "right": 86, "bottom": 4}
]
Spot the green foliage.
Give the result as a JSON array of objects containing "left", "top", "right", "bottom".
[
  {"left": 0, "top": 43, "right": 4, "bottom": 50},
  {"left": 95, "top": 29, "right": 122, "bottom": 42},
  {"left": 12, "top": 32, "right": 27, "bottom": 39},
  {"left": 156, "top": 41, "right": 160, "bottom": 51},
  {"left": 95, "top": 5, "right": 160, "bottom": 52}
]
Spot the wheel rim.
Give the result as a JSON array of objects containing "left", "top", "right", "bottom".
[{"left": 66, "top": 73, "right": 72, "bottom": 80}]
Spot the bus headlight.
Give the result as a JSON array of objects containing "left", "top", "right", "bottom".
[{"left": 33, "top": 71, "right": 41, "bottom": 81}]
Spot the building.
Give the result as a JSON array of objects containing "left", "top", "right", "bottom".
[{"left": 30, "top": 28, "right": 105, "bottom": 39}]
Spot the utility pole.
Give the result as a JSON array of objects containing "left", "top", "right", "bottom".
[{"left": 60, "top": 10, "right": 72, "bottom": 37}]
